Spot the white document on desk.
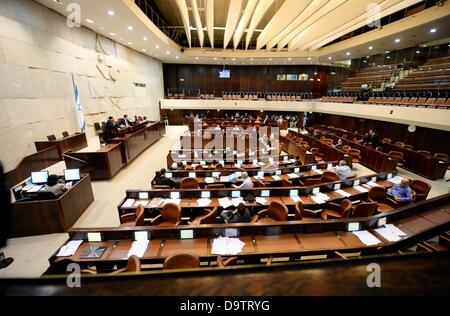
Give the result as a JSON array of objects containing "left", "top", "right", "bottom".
[
  {"left": 56, "top": 240, "right": 83, "bottom": 257},
  {"left": 291, "top": 196, "right": 303, "bottom": 203},
  {"left": 27, "top": 185, "right": 43, "bottom": 193},
  {"left": 258, "top": 162, "right": 266, "bottom": 166},
  {"left": 164, "top": 198, "right": 181, "bottom": 206},
  {"left": 365, "top": 181, "right": 381, "bottom": 187},
  {"left": 335, "top": 189, "right": 351, "bottom": 197},
  {"left": 354, "top": 185, "right": 369, "bottom": 193},
  {"left": 315, "top": 169, "right": 323, "bottom": 175},
  {"left": 271, "top": 175, "right": 282, "bottom": 181},
  {"left": 204, "top": 177, "right": 214, "bottom": 184},
  {"left": 122, "top": 199, "right": 135, "bottom": 208},
  {"left": 374, "top": 227, "right": 401, "bottom": 242},
  {"left": 232, "top": 197, "right": 243, "bottom": 207},
  {"left": 211, "top": 237, "right": 245, "bottom": 255},
  {"left": 389, "top": 175, "right": 404, "bottom": 184},
  {"left": 127, "top": 240, "right": 149, "bottom": 258},
  {"left": 255, "top": 197, "right": 267, "bottom": 205},
  {"left": 385, "top": 224, "right": 407, "bottom": 236},
  {"left": 134, "top": 200, "right": 149, "bottom": 207},
  {"left": 353, "top": 231, "right": 382, "bottom": 246},
  {"left": 287, "top": 173, "right": 299, "bottom": 179},
  {"left": 220, "top": 176, "right": 230, "bottom": 182},
  {"left": 218, "top": 197, "right": 233, "bottom": 209},
  {"left": 197, "top": 198, "right": 211, "bottom": 207},
  {"left": 310, "top": 195, "right": 326, "bottom": 204}
]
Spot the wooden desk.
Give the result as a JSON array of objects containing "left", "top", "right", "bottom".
[
  {"left": 35, "top": 133, "right": 88, "bottom": 159},
  {"left": 9, "top": 174, "right": 95, "bottom": 238}
]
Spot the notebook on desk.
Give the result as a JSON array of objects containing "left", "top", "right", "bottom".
[{"left": 79, "top": 246, "right": 107, "bottom": 259}]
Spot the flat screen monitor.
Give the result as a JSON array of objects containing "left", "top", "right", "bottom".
[
  {"left": 260, "top": 190, "right": 270, "bottom": 197},
  {"left": 31, "top": 171, "right": 49, "bottom": 185},
  {"left": 64, "top": 169, "right": 81, "bottom": 182}
]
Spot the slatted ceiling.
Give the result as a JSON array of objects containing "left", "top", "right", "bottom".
[
  {"left": 307, "top": 0, "right": 424, "bottom": 51},
  {"left": 233, "top": 0, "right": 259, "bottom": 50},
  {"left": 223, "top": 0, "right": 244, "bottom": 49},
  {"left": 206, "top": 0, "right": 215, "bottom": 48},
  {"left": 175, "top": 0, "right": 192, "bottom": 48},
  {"left": 191, "top": 0, "right": 204, "bottom": 48},
  {"left": 256, "top": 0, "right": 312, "bottom": 50},
  {"left": 245, "top": 0, "right": 276, "bottom": 49},
  {"left": 286, "top": 0, "right": 349, "bottom": 52},
  {"left": 266, "top": 0, "right": 330, "bottom": 51}
]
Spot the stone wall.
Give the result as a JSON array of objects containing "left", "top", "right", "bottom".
[{"left": 0, "top": 0, "right": 164, "bottom": 171}]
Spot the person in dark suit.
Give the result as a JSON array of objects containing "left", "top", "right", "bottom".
[
  {"left": 154, "top": 169, "right": 176, "bottom": 188},
  {"left": 220, "top": 203, "right": 252, "bottom": 223},
  {"left": 120, "top": 114, "right": 131, "bottom": 127},
  {"left": 367, "top": 130, "right": 380, "bottom": 148},
  {"left": 103, "top": 117, "right": 119, "bottom": 144},
  {"left": 0, "top": 162, "right": 14, "bottom": 269}
]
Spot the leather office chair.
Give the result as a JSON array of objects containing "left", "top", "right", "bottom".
[
  {"left": 351, "top": 202, "right": 378, "bottom": 218},
  {"left": 255, "top": 201, "right": 289, "bottom": 223},
  {"left": 188, "top": 207, "right": 217, "bottom": 225},
  {"left": 215, "top": 163, "right": 224, "bottom": 170},
  {"left": 302, "top": 177, "right": 322, "bottom": 186},
  {"left": 310, "top": 148, "right": 324, "bottom": 162},
  {"left": 180, "top": 177, "right": 200, "bottom": 189},
  {"left": 367, "top": 187, "right": 398, "bottom": 213},
  {"left": 47, "top": 135, "right": 57, "bottom": 141},
  {"left": 434, "top": 153, "right": 449, "bottom": 162},
  {"left": 394, "top": 141, "right": 404, "bottom": 147},
  {"left": 152, "top": 185, "right": 171, "bottom": 190},
  {"left": 163, "top": 251, "right": 200, "bottom": 270},
  {"left": 403, "top": 144, "right": 413, "bottom": 150},
  {"left": 62, "top": 131, "right": 69, "bottom": 138},
  {"left": 417, "top": 150, "right": 431, "bottom": 156},
  {"left": 94, "top": 122, "right": 101, "bottom": 132},
  {"left": 321, "top": 171, "right": 339, "bottom": 183},
  {"left": 348, "top": 149, "right": 361, "bottom": 163},
  {"left": 150, "top": 203, "right": 181, "bottom": 226},
  {"left": 341, "top": 145, "right": 351, "bottom": 153},
  {"left": 321, "top": 199, "right": 352, "bottom": 220},
  {"left": 205, "top": 184, "right": 225, "bottom": 189},
  {"left": 323, "top": 138, "right": 333, "bottom": 145},
  {"left": 194, "top": 165, "right": 204, "bottom": 171},
  {"left": 294, "top": 201, "right": 319, "bottom": 221},
  {"left": 110, "top": 255, "right": 141, "bottom": 275},
  {"left": 388, "top": 151, "right": 404, "bottom": 167},
  {"left": 120, "top": 205, "right": 145, "bottom": 227},
  {"left": 410, "top": 180, "right": 431, "bottom": 202},
  {"left": 382, "top": 138, "right": 392, "bottom": 143}
]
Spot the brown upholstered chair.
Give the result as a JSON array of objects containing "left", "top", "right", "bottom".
[
  {"left": 388, "top": 151, "right": 404, "bottom": 166},
  {"left": 394, "top": 141, "right": 404, "bottom": 147},
  {"left": 215, "top": 163, "right": 225, "bottom": 170},
  {"left": 348, "top": 149, "right": 361, "bottom": 163},
  {"left": 194, "top": 164, "right": 204, "bottom": 171},
  {"left": 216, "top": 256, "right": 238, "bottom": 267},
  {"left": 434, "top": 153, "right": 449, "bottom": 162},
  {"left": 403, "top": 144, "right": 413, "bottom": 150},
  {"left": 294, "top": 201, "right": 319, "bottom": 221},
  {"left": 110, "top": 255, "right": 141, "bottom": 275},
  {"left": 410, "top": 180, "right": 431, "bottom": 202},
  {"left": 150, "top": 203, "right": 181, "bottom": 226},
  {"left": 368, "top": 186, "right": 398, "bottom": 213},
  {"left": 180, "top": 177, "right": 200, "bottom": 189},
  {"left": 320, "top": 199, "right": 352, "bottom": 220},
  {"left": 152, "top": 185, "right": 171, "bottom": 190},
  {"left": 310, "top": 148, "right": 324, "bottom": 162},
  {"left": 382, "top": 138, "right": 391, "bottom": 143},
  {"left": 341, "top": 145, "right": 351, "bottom": 153},
  {"left": 302, "top": 177, "right": 322, "bottom": 186},
  {"left": 321, "top": 171, "right": 339, "bottom": 183},
  {"left": 351, "top": 202, "right": 378, "bottom": 218},
  {"left": 323, "top": 138, "right": 333, "bottom": 145},
  {"left": 205, "top": 184, "right": 225, "bottom": 189},
  {"left": 417, "top": 150, "right": 431, "bottom": 156},
  {"left": 255, "top": 201, "right": 289, "bottom": 223},
  {"left": 163, "top": 251, "right": 200, "bottom": 270},
  {"left": 120, "top": 205, "right": 145, "bottom": 227},
  {"left": 188, "top": 207, "right": 217, "bottom": 225}
]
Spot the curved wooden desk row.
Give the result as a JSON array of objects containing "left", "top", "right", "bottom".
[
  {"left": 311, "top": 126, "right": 400, "bottom": 173},
  {"left": 64, "top": 122, "right": 165, "bottom": 180},
  {"left": 119, "top": 171, "right": 399, "bottom": 221},
  {"left": 180, "top": 135, "right": 279, "bottom": 150},
  {"left": 35, "top": 132, "right": 88, "bottom": 159},
  {"left": 48, "top": 194, "right": 450, "bottom": 271}
]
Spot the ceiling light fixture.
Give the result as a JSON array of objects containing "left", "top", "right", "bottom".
[
  {"left": 110, "top": 32, "right": 116, "bottom": 36},
  {"left": 128, "top": 26, "right": 133, "bottom": 31},
  {"left": 395, "top": 38, "right": 400, "bottom": 43},
  {"left": 143, "top": 37, "right": 148, "bottom": 41},
  {"left": 368, "top": 46, "right": 373, "bottom": 50},
  {"left": 108, "top": 10, "right": 114, "bottom": 16},
  {"left": 346, "top": 52, "right": 351, "bottom": 56},
  {"left": 430, "top": 28, "right": 437, "bottom": 33}
]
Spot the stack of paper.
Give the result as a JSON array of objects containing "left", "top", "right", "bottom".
[
  {"left": 272, "top": 175, "right": 282, "bottom": 181},
  {"left": 232, "top": 197, "right": 243, "bottom": 207},
  {"left": 220, "top": 176, "right": 229, "bottom": 182},
  {"left": 390, "top": 175, "right": 404, "bottom": 184},
  {"left": 204, "top": 177, "right": 214, "bottom": 184},
  {"left": 385, "top": 224, "right": 407, "bottom": 236},
  {"left": 335, "top": 189, "right": 351, "bottom": 197},
  {"left": 310, "top": 195, "right": 326, "bottom": 204},
  {"left": 315, "top": 169, "right": 323, "bottom": 175},
  {"left": 211, "top": 237, "right": 246, "bottom": 255},
  {"left": 353, "top": 231, "right": 382, "bottom": 246},
  {"left": 288, "top": 173, "right": 299, "bottom": 179},
  {"left": 122, "top": 199, "right": 135, "bottom": 208},
  {"left": 354, "top": 185, "right": 369, "bottom": 193},
  {"left": 315, "top": 192, "right": 330, "bottom": 201},
  {"left": 197, "top": 198, "right": 211, "bottom": 207},
  {"left": 258, "top": 162, "right": 266, "bottom": 166},
  {"left": 255, "top": 197, "right": 267, "bottom": 205},
  {"left": 148, "top": 197, "right": 164, "bottom": 208},
  {"left": 218, "top": 197, "right": 233, "bottom": 209},
  {"left": 291, "top": 196, "right": 303, "bottom": 203},
  {"left": 134, "top": 200, "right": 149, "bottom": 207},
  {"left": 127, "top": 240, "right": 149, "bottom": 258},
  {"left": 374, "top": 228, "right": 401, "bottom": 242},
  {"left": 365, "top": 181, "right": 381, "bottom": 187},
  {"left": 56, "top": 240, "right": 83, "bottom": 257}
]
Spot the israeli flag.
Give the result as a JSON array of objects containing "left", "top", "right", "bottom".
[{"left": 73, "top": 78, "right": 87, "bottom": 132}]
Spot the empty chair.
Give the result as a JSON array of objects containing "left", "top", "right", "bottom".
[
  {"left": 302, "top": 177, "right": 322, "bottom": 186},
  {"left": 215, "top": 163, "right": 224, "bottom": 170},
  {"left": 47, "top": 135, "right": 57, "bottom": 141},
  {"left": 394, "top": 141, "right": 404, "bottom": 147},
  {"left": 188, "top": 207, "right": 217, "bottom": 225},
  {"left": 417, "top": 150, "right": 431, "bottom": 156},
  {"left": 403, "top": 144, "right": 413, "bottom": 150},
  {"left": 163, "top": 251, "right": 200, "bottom": 270},
  {"left": 310, "top": 148, "right": 324, "bottom": 162},
  {"left": 434, "top": 153, "right": 449, "bottom": 162},
  {"left": 255, "top": 201, "right": 289, "bottom": 223},
  {"left": 194, "top": 165, "right": 204, "bottom": 171},
  {"left": 150, "top": 203, "right": 181, "bottom": 226},
  {"left": 294, "top": 201, "right": 319, "bottom": 221},
  {"left": 410, "top": 180, "right": 431, "bottom": 202},
  {"left": 388, "top": 151, "right": 404, "bottom": 166},
  {"left": 110, "top": 256, "right": 141, "bottom": 275},
  {"left": 94, "top": 122, "right": 102, "bottom": 132},
  {"left": 382, "top": 138, "right": 392, "bottom": 143},
  {"left": 368, "top": 187, "right": 398, "bottom": 213},
  {"left": 120, "top": 205, "right": 145, "bottom": 227},
  {"left": 341, "top": 145, "right": 351, "bottom": 153},
  {"left": 205, "top": 184, "right": 225, "bottom": 189},
  {"left": 348, "top": 149, "right": 361, "bottom": 163},
  {"left": 321, "top": 199, "right": 353, "bottom": 220},
  {"left": 351, "top": 202, "right": 378, "bottom": 218},
  {"left": 62, "top": 131, "right": 69, "bottom": 138},
  {"left": 321, "top": 171, "right": 339, "bottom": 183},
  {"left": 323, "top": 138, "right": 333, "bottom": 145},
  {"left": 180, "top": 177, "right": 200, "bottom": 189}
]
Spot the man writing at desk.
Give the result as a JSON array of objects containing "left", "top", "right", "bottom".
[
  {"left": 220, "top": 203, "right": 252, "bottom": 224},
  {"left": 388, "top": 179, "right": 414, "bottom": 203},
  {"left": 232, "top": 172, "right": 254, "bottom": 189},
  {"left": 43, "top": 174, "right": 69, "bottom": 196}
]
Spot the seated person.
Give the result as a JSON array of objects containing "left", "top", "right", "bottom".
[
  {"left": 232, "top": 172, "right": 254, "bottom": 189},
  {"left": 154, "top": 169, "right": 176, "bottom": 188},
  {"left": 332, "top": 160, "right": 352, "bottom": 181},
  {"left": 388, "top": 179, "right": 414, "bottom": 203},
  {"left": 220, "top": 203, "right": 252, "bottom": 224},
  {"left": 174, "top": 162, "right": 185, "bottom": 170},
  {"left": 44, "top": 174, "right": 69, "bottom": 196},
  {"left": 333, "top": 139, "right": 344, "bottom": 149},
  {"left": 103, "top": 116, "right": 119, "bottom": 143}
]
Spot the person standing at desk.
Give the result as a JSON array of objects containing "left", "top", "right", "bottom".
[
  {"left": 220, "top": 203, "right": 252, "bottom": 224},
  {"left": 44, "top": 174, "right": 69, "bottom": 196},
  {"left": 103, "top": 116, "right": 119, "bottom": 144},
  {"left": 233, "top": 172, "right": 254, "bottom": 189}
]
